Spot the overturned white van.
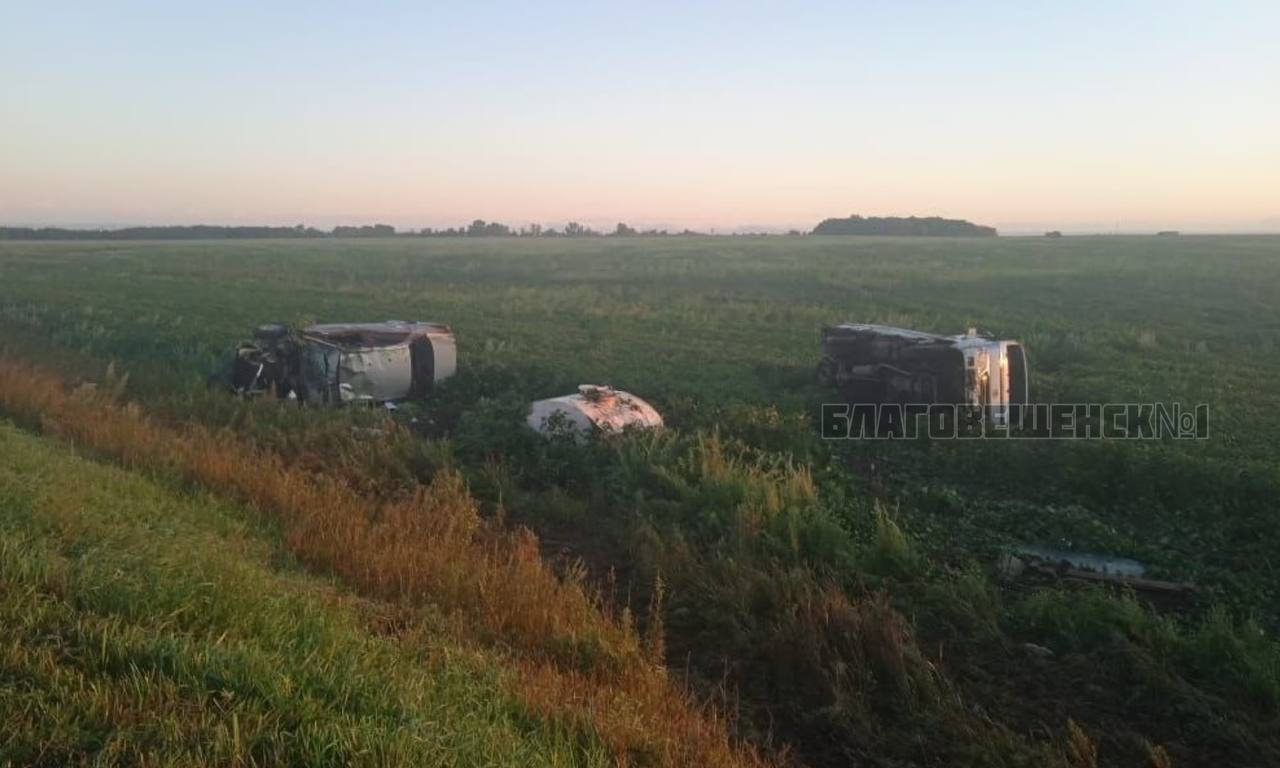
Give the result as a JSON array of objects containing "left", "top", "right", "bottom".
[
  {"left": 818, "top": 324, "right": 1029, "bottom": 426},
  {"left": 527, "top": 385, "right": 664, "bottom": 440}
]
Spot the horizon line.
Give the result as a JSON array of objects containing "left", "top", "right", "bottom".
[{"left": 3, "top": 221, "right": 1279, "bottom": 238}]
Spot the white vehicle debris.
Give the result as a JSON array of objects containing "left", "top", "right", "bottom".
[{"left": 527, "top": 385, "right": 663, "bottom": 440}]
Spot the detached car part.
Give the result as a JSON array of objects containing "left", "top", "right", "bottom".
[
  {"left": 999, "top": 545, "right": 1196, "bottom": 597},
  {"left": 527, "top": 385, "right": 663, "bottom": 440}
]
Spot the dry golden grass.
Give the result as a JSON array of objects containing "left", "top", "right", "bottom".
[
  {"left": 0, "top": 357, "right": 769, "bottom": 768},
  {"left": 1066, "top": 720, "right": 1099, "bottom": 768}
]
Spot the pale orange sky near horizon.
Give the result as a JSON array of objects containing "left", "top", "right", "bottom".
[{"left": 3, "top": 2, "right": 1277, "bottom": 233}]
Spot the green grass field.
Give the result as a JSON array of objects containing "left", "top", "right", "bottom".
[
  {"left": 2, "top": 235, "right": 1276, "bottom": 419},
  {"left": 0, "top": 421, "right": 608, "bottom": 767},
  {"left": 3, "top": 234, "right": 1280, "bottom": 766}
]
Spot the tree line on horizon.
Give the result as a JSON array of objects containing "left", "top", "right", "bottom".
[
  {"left": 0, "top": 221, "right": 714, "bottom": 240},
  {"left": 0, "top": 215, "right": 995, "bottom": 240}
]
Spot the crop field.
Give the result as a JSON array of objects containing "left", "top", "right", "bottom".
[{"left": 3, "top": 234, "right": 1280, "bottom": 767}]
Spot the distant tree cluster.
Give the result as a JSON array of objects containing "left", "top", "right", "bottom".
[
  {"left": 811, "top": 215, "right": 997, "bottom": 237},
  {"left": 412, "top": 221, "right": 700, "bottom": 237},
  {"left": 331, "top": 224, "right": 396, "bottom": 237},
  {"left": 413, "top": 220, "right": 607, "bottom": 237},
  {"left": 468, "top": 219, "right": 512, "bottom": 237}
]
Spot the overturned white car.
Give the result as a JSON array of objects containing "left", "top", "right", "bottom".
[
  {"left": 527, "top": 385, "right": 664, "bottom": 440},
  {"left": 217, "top": 321, "right": 456, "bottom": 404}
]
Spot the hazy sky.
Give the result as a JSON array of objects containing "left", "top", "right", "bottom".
[{"left": 3, "top": 1, "right": 1277, "bottom": 232}]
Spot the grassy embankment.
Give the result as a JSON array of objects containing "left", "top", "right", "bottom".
[
  {"left": 0, "top": 358, "right": 764, "bottom": 768},
  {"left": 0, "top": 420, "right": 612, "bottom": 766}
]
